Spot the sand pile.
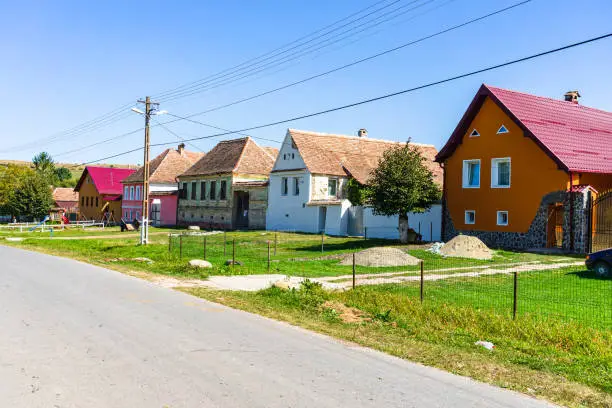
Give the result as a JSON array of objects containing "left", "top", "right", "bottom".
[
  {"left": 439, "top": 235, "right": 492, "bottom": 260},
  {"left": 339, "top": 247, "right": 421, "bottom": 267}
]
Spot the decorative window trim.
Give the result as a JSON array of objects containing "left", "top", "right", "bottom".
[
  {"left": 491, "top": 157, "right": 511, "bottom": 188},
  {"left": 497, "top": 211, "right": 509, "bottom": 226},
  {"left": 497, "top": 125, "right": 509, "bottom": 134},
  {"left": 469, "top": 129, "right": 480, "bottom": 137},
  {"left": 465, "top": 210, "right": 476, "bottom": 225},
  {"left": 462, "top": 159, "right": 481, "bottom": 188}
]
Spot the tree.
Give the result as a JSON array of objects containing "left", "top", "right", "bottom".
[
  {"left": 366, "top": 143, "right": 441, "bottom": 243},
  {"left": 55, "top": 167, "right": 72, "bottom": 182},
  {"left": 32, "top": 152, "right": 57, "bottom": 184},
  {"left": 2, "top": 168, "right": 53, "bottom": 219},
  {"left": 0, "top": 164, "right": 31, "bottom": 214}
]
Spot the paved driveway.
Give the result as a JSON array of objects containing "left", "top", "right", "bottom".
[{"left": 0, "top": 245, "right": 555, "bottom": 407}]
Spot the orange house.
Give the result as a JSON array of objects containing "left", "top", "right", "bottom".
[{"left": 436, "top": 85, "right": 612, "bottom": 253}]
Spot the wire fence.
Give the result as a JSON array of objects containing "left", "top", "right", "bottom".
[{"left": 167, "top": 232, "right": 610, "bottom": 329}]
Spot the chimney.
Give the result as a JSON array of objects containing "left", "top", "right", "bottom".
[
  {"left": 177, "top": 143, "right": 186, "bottom": 154},
  {"left": 357, "top": 128, "right": 368, "bottom": 138},
  {"left": 564, "top": 90, "right": 580, "bottom": 104}
]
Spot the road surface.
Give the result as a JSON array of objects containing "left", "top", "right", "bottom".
[{"left": 0, "top": 245, "right": 555, "bottom": 407}]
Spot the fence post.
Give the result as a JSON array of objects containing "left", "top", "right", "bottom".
[
  {"left": 418, "top": 222, "right": 421, "bottom": 238},
  {"left": 203, "top": 236, "right": 207, "bottom": 260},
  {"left": 168, "top": 234, "right": 172, "bottom": 252},
  {"left": 352, "top": 252, "right": 356, "bottom": 289},
  {"left": 274, "top": 231, "right": 278, "bottom": 256},
  {"left": 232, "top": 239, "right": 236, "bottom": 270},
  {"left": 224, "top": 230, "right": 227, "bottom": 257},
  {"left": 513, "top": 271, "right": 518, "bottom": 320},
  {"left": 267, "top": 241, "right": 271, "bottom": 272},
  {"left": 321, "top": 231, "right": 324, "bottom": 253},
  {"left": 179, "top": 234, "right": 183, "bottom": 259},
  {"left": 430, "top": 222, "right": 433, "bottom": 242},
  {"left": 420, "top": 260, "right": 424, "bottom": 303},
  {"left": 364, "top": 227, "right": 367, "bottom": 240}
]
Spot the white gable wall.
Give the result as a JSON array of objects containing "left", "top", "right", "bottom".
[{"left": 272, "top": 131, "right": 306, "bottom": 171}]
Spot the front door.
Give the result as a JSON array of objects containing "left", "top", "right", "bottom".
[
  {"left": 150, "top": 201, "right": 161, "bottom": 226},
  {"left": 546, "top": 203, "right": 564, "bottom": 248},
  {"left": 318, "top": 207, "right": 327, "bottom": 233},
  {"left": 234, "top": 192, "right": 249, "bottom": 229}
]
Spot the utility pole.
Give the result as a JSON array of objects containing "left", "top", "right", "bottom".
[{"left": 133, "top": 96, "right": 163, "bottom": 245}]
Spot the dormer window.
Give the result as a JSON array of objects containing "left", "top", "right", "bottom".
[
  {"left": 469, "top": 129, "right": 480, "bottom": 137},
  {"left": 497, "top": 125, "right": 509, "bottom": 134}
]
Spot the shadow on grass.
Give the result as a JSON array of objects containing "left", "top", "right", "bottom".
[
  {"left": 292, "top": 239, "right": 399, "bottom": 254},
  {"left": 567, "top": 269, "right": 611, "bottom": 280}
]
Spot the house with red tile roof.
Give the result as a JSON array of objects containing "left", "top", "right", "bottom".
[
  {"left": 267, "top": 129, "right": 442, "bottom": 239},
  {"left": 74, "top": 166, "right": 136, "bottom": 222},
  {"left": 50, "top": 187, "right": 79, "bottom": 221},
  {"left": 121, "top": 144, "right": 204, "bottom": 226},
  {"left": 435, "top": 84, "right": 612, "bottom": 252},
  {"left": 177, "top": 137, "right": 278, "bottom": 229}
]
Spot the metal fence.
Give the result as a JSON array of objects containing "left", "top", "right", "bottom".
[{"left": 167, "top": 232, "right": 610, "bottom": 329}]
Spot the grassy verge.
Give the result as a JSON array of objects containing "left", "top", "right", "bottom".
[{"left": 182, "top": 284, "right": 612, "bottom": 408}]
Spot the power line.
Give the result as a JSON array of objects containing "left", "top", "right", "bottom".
[
  {"left": 71, "top": 33, "right": 612, "bottom": 165},
  {"left": 158, "top": 0, "right": 436, "bottom": 103},
  {"left": 158, "top": 0, "right": 531, "bottom": 122},
  {"left": 153, "top": 119, "right": 206, "bottom": 153}
]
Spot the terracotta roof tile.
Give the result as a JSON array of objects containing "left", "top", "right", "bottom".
[
  {"left": 287, "top": 129, "right": 442, "bottom": 185},
  {"left": 52, "top": 187, "right": 78, "bottom": 202},
  {"left": 437, "top": 84, "right": 612, "bottom": 174},
  {"left": 181, "top": 137, "right": 275, "bottom": 177},
  {"left": 123, "top": 147, "right": 204, "bottom": 184}
]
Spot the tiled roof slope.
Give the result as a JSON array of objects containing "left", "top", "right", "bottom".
[
  {"left": 437, "top": 84, "right": 612, "bottom": 174},
  {"left": 123, "top": 147, "right": 204, "bottom": 184},
  {"left": 75, "top": 166, "right": 136, "bottom": 195},
  {"left": 181, "top": 137, "right": 276, "bottom": 177},
  {"left": 288, "top": 129, "right": 442, "bottom": 185},
  {"left": 53, "top": 187, "right": 78, "bottom": 202}
]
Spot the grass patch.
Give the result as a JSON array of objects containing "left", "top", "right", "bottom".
[{"left": 182, "top": 284, "right": 612, "bottom": 408}]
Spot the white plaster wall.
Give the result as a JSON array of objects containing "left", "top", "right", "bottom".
[
  {"left": 364, "top": 204, "right": 442, "bottom": 241},
  {"left": 266, "top": 171, "right": 320, "bottom": 232},
  {"left": 322, "top": 199, "right": 352, "bottom": 236},
  {"left": 272, "top": 132, "right": 306, "bottom": 171}
]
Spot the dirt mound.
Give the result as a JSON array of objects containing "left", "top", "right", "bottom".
[
  {"left": 321, "top": 301, "right": 370, "bottom": 323},
  {"left": 339, "top": 247, "right": 421, "bottom": 267},
  {"left": 439, "top": 235, "right": 492, "bottom": 260}
]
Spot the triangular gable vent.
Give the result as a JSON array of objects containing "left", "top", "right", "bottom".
[
  {"left": 469, "top": 129, "right": 480, "bottom": 137},
  {"left": 497, "top": 125, "right": 509, "bottom": 134}
]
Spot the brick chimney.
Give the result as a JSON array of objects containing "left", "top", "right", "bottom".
[
  {"left": 177, "top": 143, "right": 186, "bottom": 154},
  {"left": 564, "top": 91, "right": 580, "bottom": 104},
  {"left": 357, "top": 128, "right": 368, "bottom": 138}
]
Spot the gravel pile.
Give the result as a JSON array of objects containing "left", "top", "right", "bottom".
[
  {"left": 439, "top": 235, "right": 492, "bottom": 260},
  {"left": 339, "top": 247, "right": 421, "bottom": 267}
]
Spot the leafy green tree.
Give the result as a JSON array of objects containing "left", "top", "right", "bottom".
[
  {"left": 366, "top": 143, "right": 441, "bottom": 243},
  {"left": 55, "top": 167, "right": 72, "bottom": 182},
  {"left": 32, "top": 152, "right": 57, "bottom": 184},
  {"left": 0, "top": 164, "right": 31, "bottom": 214},
  {"left": 2, "top": 168, "right": 53, "bottom": 219}
]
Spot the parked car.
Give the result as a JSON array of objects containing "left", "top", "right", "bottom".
[{"left": 585, "top": 248, "right": 612, "bottom": 277}]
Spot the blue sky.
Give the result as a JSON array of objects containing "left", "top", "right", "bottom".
[{"left": 0, "top": 0, "right": 610, "bottom": 165}]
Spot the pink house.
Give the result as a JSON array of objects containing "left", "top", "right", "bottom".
[{"left": 121, "top": 144, "right": 204, "bottom": 226}]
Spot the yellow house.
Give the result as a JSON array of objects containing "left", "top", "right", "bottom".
[
  {"left": 436, "top": 85, "right": 612, "bottom": 253},
  {"left": 74, "top": 166, "right": 136, "bottom": 222}
]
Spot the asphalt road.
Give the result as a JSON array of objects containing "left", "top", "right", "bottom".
[{"left": 0, "top": 245, "right": 556, "bottom": 408}]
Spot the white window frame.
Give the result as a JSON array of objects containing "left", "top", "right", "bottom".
[
  {"left": 281, "top": 177, "right": 288, "bottom": 196},
  {"left": 124, "top": 186, "right": 129, "bottom": 198},
  {"left": 465, "top": 210, "right": 476, "bottom": 225},
  {"left": 293, "top": 177, "right": 300, "bottom": 196},
  {"left": 491, "top": 157, "right": 511, "bottom": 188},
  {"left": 135, "top": 186, "right": 141, "bottom": 200},
  {"left": 462, "top": 159, "right": 481, "bottom": 189},
  {"left": 497, "top": 211, "right": 509, "bottom": 226},
  {"left": 469, "top": 128, "right": 480, "bottom": 137},
  {"left": 129, "top": 186, "right": 134, "bottom": 200},
  {"left": 497, "top": 124, "right": 509, "bottom": 134},
  {"left": 328, "top": 178, "right": 338, "bottom": 197}
]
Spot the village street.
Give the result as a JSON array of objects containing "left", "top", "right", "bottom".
[{"left": 0, "top": 245, "right": 556, "bottom": 408}]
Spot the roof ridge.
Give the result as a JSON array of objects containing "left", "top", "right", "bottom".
[
  {"left": 288, "top": 128, "right": 435, "bottom": 147},
  {"left": 231, "top": 137, "right": 252, "bottom": 173}
]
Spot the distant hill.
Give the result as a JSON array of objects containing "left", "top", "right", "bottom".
[{"left": 0, "top": 160, "right": 139, "bottom": 179}]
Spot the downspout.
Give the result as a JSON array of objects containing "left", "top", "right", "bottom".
[
  {"left": 569, "top": 172, "right": 574, "bottom": 251},
  {"left": 440, "top": 162, "right": 446, "bottom": 242}
]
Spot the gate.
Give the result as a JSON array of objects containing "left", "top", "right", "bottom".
[{"left": 590, "top": 189, "right": 612, "bottom": 252}]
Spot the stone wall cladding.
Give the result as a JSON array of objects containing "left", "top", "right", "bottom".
[{"left": 443, "top": 190, "right": 589, "bottom": 253}]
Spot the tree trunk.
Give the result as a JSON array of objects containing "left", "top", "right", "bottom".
[{"left": 398, "top": 213, "right": 409, "bottom": 244}]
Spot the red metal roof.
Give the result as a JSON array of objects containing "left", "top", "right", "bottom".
[
  {"left": 75, "top": 166, "right": 136, "bottom": 195},
  {"left": 437, "top": 85, "right": 612, "bottom": 174}
]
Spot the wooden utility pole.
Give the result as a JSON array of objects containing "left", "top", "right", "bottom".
[{"left": 138, "top": 96, "right": 154, "bottom": 245}]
